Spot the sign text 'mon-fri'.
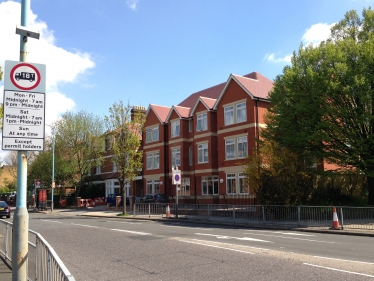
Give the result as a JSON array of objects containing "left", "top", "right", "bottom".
[{"left": 2, "top": 60, "right": 46, "bottom": 151}]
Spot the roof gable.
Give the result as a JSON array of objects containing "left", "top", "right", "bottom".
[
  {"left": 190, "top": 96, "right": 217, "bottom": 116},
  {"left": 213, "top": 72, "right": 273, "bottom": 109},
  {"left": 146, "top": 104, "right": 171, "bottom": 123},
  {"left": 165, "top": 105, "right": 191, "bottom": 122}
]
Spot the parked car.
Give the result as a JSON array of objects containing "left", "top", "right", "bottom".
[
  {"left": 106, "top": 194, "right": 130, "bottom": 206},
  {"left": 140, "top": 194, "right": 169, "bottom": 204},
  {"left": 0, "top": 201, "right": 11, "bottom": 218}
]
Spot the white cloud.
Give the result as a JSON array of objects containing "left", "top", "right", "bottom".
[
  {"left": 264, "top": 53, "right": 292, "bottom": 64},
  {"left": 0, "top": 1, "right": 94, "bottom": 124},
  {"left": 126, "top": 0, "right": 139, "bottom": 10},
  {"left": 301, "top": 23, "right": 335, "bottom": 47}
]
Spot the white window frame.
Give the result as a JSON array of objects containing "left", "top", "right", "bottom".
[
  {"left": 172, "top": 148, "right": 181, "bottom": 167},
  {"left": 146, "top": 152, "right": 160, "bottom": 170},
  {"left": 225, "top": 139, "right": 235, "bottom": 160},
  {"left": 96, "top": 165, "right": 101, "bottom": 175},
  {"left": 196, "top": 113, "right": 207, "bottom": 131},
  {"left": 171, "top": 120, "right": 180, "bottom": 137},
  {"left": 224, "top": 105, "right": 234, "bottom": 126},
  {"left": 236, "top": 102, "right": 247, "bottom": 123},
  {"left": 237, "top": 136, "right": 248, "bottom": 159},
  {"left": 198, "top": 143, "right": 208, "bottom": 164},
  {"left": 226, "top": 173, "right": 236, "bottom": 194},
  {"left": 146, "top": 127, "right": 159, "bottom": 143},
  {"left": 202, "top": 176, "right": 219, "bottom": 195},
  {"left": 238, "top": 172, "right": 249, "bottom": 194},
  {"left": 146, "top": 153, "right": 153, "bottom": 170}
]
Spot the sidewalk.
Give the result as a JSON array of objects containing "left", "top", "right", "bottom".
[
  {"left": 0, "top": 256, "right": 11, "bottom": 281},
  {"left": 43, "top": 204, "right": 374, "bottom": 237}
]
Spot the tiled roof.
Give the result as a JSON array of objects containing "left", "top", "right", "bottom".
[
  {"left": 147, "top": 104, "right": 171, "bottom": 123},
  {"left": 200, "top": 97, "right": 216, "bottom": 109},
  {"left": 178, "top": 72, "right": 272, "bottom": 110},
  {"left": 234, "top": 72, "right": 273, "bottom": 99},
  {"left": 178, "top": 82, "right": 226, "bottom": 109},
  {"left": 173, "top": 106, "right": 191, "bottom": 118}
]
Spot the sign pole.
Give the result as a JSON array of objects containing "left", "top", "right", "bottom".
[{"left": 12, "top": 1, "right": 30, "bottom": 280}]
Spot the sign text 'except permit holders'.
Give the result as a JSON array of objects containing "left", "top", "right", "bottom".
[{"left": 2, "top": 60, "right": 46, "bottom": 151}]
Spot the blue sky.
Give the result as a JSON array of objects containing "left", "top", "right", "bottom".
[{"left": 0, "top": 0, "right": 373, "bottom": 131}]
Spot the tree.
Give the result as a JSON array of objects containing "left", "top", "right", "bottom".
[
  {"left": 245, "top": 140, "right": 315, "bottom": 205},
  {"left": 263, "top": 8, "right": 374, "bottom": 204},
  {"left": 28, "top": 139, "right": 73, "bottom": 192},
  {"left": 3, "top": 151, "right": 37, "bottom": 180},
  {"left": 54, "top": 110, "right": 105, "bottom": 196},
  {"left": 104, "top": 102, "right": 145, "bottom": 215}
]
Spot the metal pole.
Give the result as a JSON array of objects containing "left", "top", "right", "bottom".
[
  {"left": 51, "top": 126, "right": 55, "bottom": 212},
  {"left": 12, "top": 1, "right": 30, "bottom": 280}
]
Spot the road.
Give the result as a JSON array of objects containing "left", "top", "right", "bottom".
[{"left": 28, "top": 212, "right": 374, "bottom": 281}]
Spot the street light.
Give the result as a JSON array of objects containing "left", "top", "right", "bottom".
[{"left": 46, "top": 124, "right": 55, "bottom": 212}]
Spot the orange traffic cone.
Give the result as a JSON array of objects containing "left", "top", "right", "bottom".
[
  {"left": 330, "top": 207, "right": 341, "bottom": 230},
  {"left": 166, "top": 204, "right": 171, "bottom": 218}
]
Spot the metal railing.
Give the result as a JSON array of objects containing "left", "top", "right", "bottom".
[
  {"left": 134, "top": 203, "right": 374, "bottom": 230},
  {"left": 0, "top": 219, "right": 75, "bottom": 281}
]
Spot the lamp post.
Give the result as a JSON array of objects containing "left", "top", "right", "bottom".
[{"left": 46, "top": 124, "right": 55, "bottom": 212}]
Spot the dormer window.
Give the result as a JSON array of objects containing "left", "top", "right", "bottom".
[
  {"left": 224, "top": 101, "right": 247, "bottom": 126},
  {"left": 171, "top": 120, "right": 180, "bottom": 137}
]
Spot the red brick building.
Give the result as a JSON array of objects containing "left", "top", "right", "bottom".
[{"left": 143, "top": 71, "right": 273, "bottom": 204}]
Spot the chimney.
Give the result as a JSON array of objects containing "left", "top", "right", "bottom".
[{"left": 131, "top": 105, "right": 146, "bottom": 120}]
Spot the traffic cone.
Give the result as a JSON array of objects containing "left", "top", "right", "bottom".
[
  {"left": 330, "top": 207, "right": 341, "bottom": 230},
  {"left": 166, "top": 203, "right": 171, "bottom": 218}
]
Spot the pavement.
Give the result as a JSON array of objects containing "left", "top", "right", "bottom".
[{"left": 1, "top": 204, "right": 373, "bottom": 280}]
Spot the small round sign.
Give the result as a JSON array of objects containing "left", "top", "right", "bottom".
[
  {"left": 10, "top": 63, "right": 41, "bottom": 91},
  {"left": 174, "top": 174, "right": 180, "bottom": 182}
]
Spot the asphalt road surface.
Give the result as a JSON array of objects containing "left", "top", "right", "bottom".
[{"left": 28, "top": 212, "right": 374, "bottom": 281}]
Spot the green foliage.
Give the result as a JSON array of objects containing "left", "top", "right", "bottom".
[
  {"left": 245, "top": 140, "right": 315, "bottom": 205},
  {"left": 54, "top": 110, "right": 105, "bottom": 195},
  {"left": 263, "top": 7, "right": 374, "bottom": 204},
  {"left": 104, "top": 101, "right": 145, "bottom": 214}
]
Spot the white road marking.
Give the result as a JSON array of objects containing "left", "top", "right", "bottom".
[
  {"left": 177, "top": 239, "right": 255, "bottom": 254},
  {"left": 111, "top": 229, "right": 151, "bottom": 235},
  {"left": 313, "top": 256, "right": 374, "bottom": 265},
  {"left": 195, "top": 233, "right": 272, "bottom": 243},
  {"left": 71, "top": 223, "right": 99, "bottom": 228},
  {"left": 106, "top": 221, "right": 141, "bottom": 225},
  {"left": 242, "top": 233, "right": 335, "bottom": 243},
  {"left": 303, "top": 263, "right": 374, "bottom": 278},
  {"left": 41, "top": 220, "right": 62, "bottom": 223},
  {"left": 164, "top": 225, "right": 213, "bottom": 231},
  {"left": 274, "top": 232, "right": 315, "bottom": 236},
  {"left": 244, "top": 230, "right": 315, "bottom": 237}
]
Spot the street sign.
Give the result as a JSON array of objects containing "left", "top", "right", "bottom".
[
  {"left": 172, "top": 169, "right": 181, "bottom": 185},
  {"left": 2, "top": 60, "right": 46, "bottom": 151}
]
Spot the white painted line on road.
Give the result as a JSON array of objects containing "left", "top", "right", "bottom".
[
  {"left": 313, "top": 256, "right": 374, "bottom": 265},
  {"left": 71, "top": 223, "right": 99, "bottom": 228},
  {"left": 274, "top": 232, "right": 315, "bottom": 236},
  {"left": 106, "top": 221, "right": 141, "bottom": 225},
  {"left": 178, "top": 239, "right": 255, "bottom": 254},
  {"left": 111, "top": 229, "right": 151, "bottom": 235},
  {"left": 41, "top": 220, "right": 62, "bottom": 223},
  {"left": 244, "top": 230, "right": 315, "bottom": 237},
  {"left": 303, "top": 263, "right": 374, "bottom": 278},
  {"left": 164, "top": 225, "right": 214, "bottom": 231},
  {"left": 242, "top": 233, "right": 335, "bottom": 243},
  {"left": 195, "top": 233, "right": 272, "bottom": 243}
]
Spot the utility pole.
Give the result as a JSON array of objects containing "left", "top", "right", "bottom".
[{"left": 12, "top": 1, "right": 34, "bottom": 280}]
